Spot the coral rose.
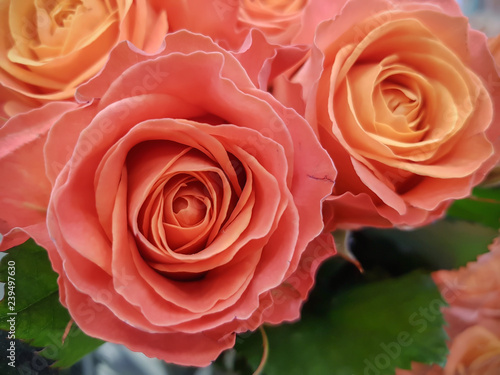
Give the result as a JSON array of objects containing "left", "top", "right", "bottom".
[
  {"left": 0, "top": 31, "right": 336, "bottom": 365},
  {"left": 0, "top": 0, "right": 168, "bottom": 117},
  {"left": 279, "top": 0, "right": 500, "bottom": 229},
  {"left": 397, "top": 326, "right": 500, "bottom": 375}
]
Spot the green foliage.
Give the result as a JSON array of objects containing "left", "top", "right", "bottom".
[
  {"left": 359, "top": 219, "right": 498, "bottom": 272},
  {"left": 237, "top": 272, "right": 448, "bottom": 375},
  {"left": 447, "top": 187, "right": 500, "bottom": 229},
  {"left": 0, "top": 240, "right": 103, "bottom": 369}
]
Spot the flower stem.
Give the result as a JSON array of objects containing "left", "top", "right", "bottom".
[{"left": 253, "top": 325, "right": 269, "bottom": 375}]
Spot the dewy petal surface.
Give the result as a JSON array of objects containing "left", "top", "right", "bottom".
[{"left": 0, "top": 101, "right": 77, "bottom": 250}]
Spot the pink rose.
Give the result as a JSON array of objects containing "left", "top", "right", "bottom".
[
  {"left": 397, "top": 326, "right": 500, "bottom": 375},
  {"left": 276, "top": 0, "right": 500, "bottom": 229},
  {"left": 0, "top": 0, "right": 168, "bottom": 118},
  {"left": 0, "top": 31, "right": 336, "bottom": 365},
  {"left": 443, "top": 326, "right": 500, "bottom": 375},
  {"left": 433, "top": 237, "right": 500, "bottom": 340},
  {"left": 396, "top": 237, "right": 500, "bottom": 375}
]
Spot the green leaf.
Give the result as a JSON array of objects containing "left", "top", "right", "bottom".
[
  {"left": 0, "top": 240, "right": 104, "bottom": 368},
  {"left": 237, "top": 272, "right": 448, "bottom": 375},
  {"left": 358, "top": 219, "right": 498, "bottom": 271},
  {"left": 447, "top": 187, "right": 500, "bottom": 229}
]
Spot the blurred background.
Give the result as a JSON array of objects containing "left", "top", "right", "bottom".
[{"left": 459, "top": 0, "right": 500, "bottom": 36}]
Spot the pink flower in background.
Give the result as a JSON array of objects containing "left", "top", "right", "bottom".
[
  {"left": 442, "top": 326, "right": 500, "bottom": 375},
  {"left": 433, "top": 237, "right": 500, "bottom": 341},
  {"left": 0, "top": 0, "right": 168, "bottom": 117},
  {"left": 397, "top": 326, "right": 500, "bottom": 375},
  {"left": 0, "top": 31, "right": 336, "bottom": 365},
  {"left": 0, "top": 101, "right": 78, "bottom": 252},
  {"left": 397, "top": 237, "right": 500, "bottom": 374},
  {"left": 276, "top": 0, "right": 500, "bottom": 230}
]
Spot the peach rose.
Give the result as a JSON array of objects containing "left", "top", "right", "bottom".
[
  {"left": 444, "top": 326, "right": 500, "bottom": 375},
  {"left": 0, "top": 31, "right": 336, "bottom": 365},
  {"left": 433, "top": 237, "right": 500, "bottom": 340},
  {"left": 0, "top": 0, "right": 168, "bottom": 118},
  {"left": 397, "top": 326, "right": 500, "bottom": 375},
  {"left": 278, "top": 0, "right": 500, "bottom": 229},
  {"left": 236, "top": 0, "right": 345, "bottom": 45},
  {"left": 164, "top": 0, "right": 345, "bottom": 48}
]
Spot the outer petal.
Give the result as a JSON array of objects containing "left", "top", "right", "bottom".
[
  {"left": 259, "top": 233, "right": 336, "bottom": 325},
  {"left": 164, "top": 0, "right": 242, "bottom": 49},
  {"left": 61, "top": 279, "right": 235, "bottom": 367},
  {"left": 489, "top": 34, "right": 500, "bottom": 66},
  {"left": 0, "top": 101, "right": 77, "bottom": 251},
  {"left": 234, "top": 29, "right": 309, "bottom": 90}
]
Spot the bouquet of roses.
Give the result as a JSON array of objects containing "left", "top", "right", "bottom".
[{"left": 0, "top": 0, "right": 499, "bottom": 374}]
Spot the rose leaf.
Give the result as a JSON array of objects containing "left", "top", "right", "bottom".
[
  {"left": 236, "top": 272, "right": 448, "bottom": 375},
  {"left": 356, "top": 219, "right": 498, "bottom": 272},
  {"left": 446, "top": 187, "right": 500, "bottom": 229},
  {"left": 0, "top": 239, "right": 104, "bottom": 368}
]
